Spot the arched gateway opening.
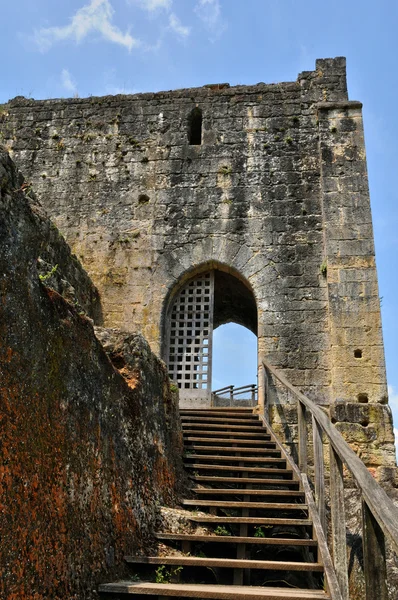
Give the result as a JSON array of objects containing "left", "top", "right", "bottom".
[{"left": 163, "top": 265, "right": 257, "bottom": 407}]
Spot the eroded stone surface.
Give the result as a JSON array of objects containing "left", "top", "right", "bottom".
[{"left": 0, "top": 147, "right": 184, "bottom": 599}]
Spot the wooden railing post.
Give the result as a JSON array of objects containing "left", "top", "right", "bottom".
[
  {"left": 251, "top": 384, "right": 256, "bottom": 404},
  {"left": 312, "top": 415, "right": 326, "bottom": 534},
  {"left": 297, "top": 400, "right": 307, "bottom": 474},
  {"left": 362, "top": 499, "right": 388, "bottom": 600},
  {"left": 330, "top": 446, "right": 349, "bottom": 600},
  {"left": 229, "top": 385, "right": 234, "bottom": 405}
]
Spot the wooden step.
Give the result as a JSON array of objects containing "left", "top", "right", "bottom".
[
  {"left": 188, "top": 516, "right": 312, "bottom": 526},
  {"left": 124, "top": 555, "right": 324, "bottom": 571},
  {"left": 181, "top": 412, "right": 256, "bottom": 419},
  {"left": 181, "top": 417, "right": 263, "bottom": 425},
  {"left": 99, "top": 581, "right": 330, "bottom": 598},
  {"left": 184, "top": 463, "right": 293, "bottom": 475},
  {"left": 185, "top": 437, "right": 276, "bottom": 446},
  {"left": 185, "top": 446, "right": 281, "bottom": 455},
  {"left": 182, "top": 500, "right": 308, "bottom": 511},
  {"left": 180, "top": 408, "right": 254, "bottom": 413},
  {"left": 182, "top": 424, "right": 266, "bottom": 432},
  {"left": 190, "top": 488, "right": 305, "bottom": 498},
  {"left": 183, "top": 430, "right": 270, "bottom": 438},
  {"left": 191, "top": 476, "right": 299, "bottom": 486},
  {"left": 184, "top": 454, "right": 286, "bottom": 464},
  {"left": 156, "top": 533, "right": 317, "bottom": 547}
]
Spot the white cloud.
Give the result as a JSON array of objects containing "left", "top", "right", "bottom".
[
  {"left": 61, "top": 69, "right": 78, "bottom": 95},
  {"left": 195, "top": 0, "right": 226, "bottom": 39},
  {"left": 168, "top": 13, "right": 190, "bottom": 39},
  {"left": 131, "top": 0, "right": 172, "bottom": 10},
  {"left": 34, "top": 0, "right": 139, "bottom": 52}
]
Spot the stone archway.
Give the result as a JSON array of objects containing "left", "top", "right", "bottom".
[{"left": 164, "top": 265, "right": 257, "bottom": 406}]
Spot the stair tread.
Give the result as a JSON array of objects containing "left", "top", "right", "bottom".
[
  {"left": 183, "top": 430, "right": 271, "bottom": 438},
  {"left": 182, "top": 500, "right": 307, "bottom": 510},
  {"left": 184, "top": 455, "right": 285, "bottom": 463},
  {"left": 99, "top": 581, "right": 330, "bottom": 598},
  {"left": 180, "top": 408, "right": 254, "bottom": 413},
  {"left": 182, "top": 424, "right": 266, "bottom": 431},
  {"left": 155, "top": 533, "right": 317, "bottom": 546},
  {"left": 182, "top": 417, "right": 262, "bottom": 425},
  {"left": 125, "top": 556, "right": 324, "bottom": 571},
  {"left": 182, "top": 415, "right": 257, "bottom": 421},
  {"left": 191, "top": 488, "right": 304, "bottom": 497},
  {"left": 184, "top": 464, "right": 292, "bottom": 474},
  {"left": 185, "top": 437, "right": 275, "bottom": 445},
  {"left": 186, "top": 446, "right": 280, "bottom": 454},
  {"left": 188, "top": 516, "right": 312, "bottom": 525},
  {"left": 192, "top": 476, "right": 298, "bottom": 485}
]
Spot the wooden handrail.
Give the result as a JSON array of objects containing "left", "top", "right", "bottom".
[
  {"left": 262, "top": 357, "right": 398, "bottom": 600},
  {"left": 262, "top": 358, "right": 398, "bottom": 554},
  {"left": 213, "top": 384, "right": 257, "bottom": 395},
  {"left": 212, "top": 384, "right": 257, "bottom": 407}
]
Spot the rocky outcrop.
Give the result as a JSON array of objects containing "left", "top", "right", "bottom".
[{"left": 0, "top": 146, "right": 184, "bottom": 600}]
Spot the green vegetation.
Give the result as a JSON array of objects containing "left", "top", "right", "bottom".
[
  {"left": 218, "top": 165, "right": 232, "bottom": 175},
  {"left": 320, "top": 260, "right": 327, "bottom": 277},
  {"left": 254, "top": 527, "right": 266, "bottom": 538},
  {"left": 155, "top": 565, "right": 183, "bottom": 584},
  {"left": 214, "top": 525, "right": 231, "bottom": 536},
  {"left": 128, "top": 137, "right": 141, "bottom": 147},
  {"left": 39, "top": 264, "right": 58, "bottom": 283}
]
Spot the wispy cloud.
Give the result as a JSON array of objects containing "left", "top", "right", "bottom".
[
  {"left": 130, "top": 0, "right": 172, "bottom": 10},
  {"left": 61, "top": 69, "right": 78, "bottom": 95},
  {"left": 34, "top": 0, "right": 139, "bottom": 52},
  {"left": 194, "top": 0, "right": 226, "bottom": 39},
  {"left": 168, "top": 13, "right": 190, "bottom": 39}
]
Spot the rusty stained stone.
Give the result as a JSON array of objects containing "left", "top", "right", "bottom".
[{"left": 0, "top": 148, "right": 185, "bottom": 600}]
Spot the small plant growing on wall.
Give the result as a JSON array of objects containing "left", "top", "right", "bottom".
[
  {"left": 39, "top": 264, "right": 58, "bottom": 283},
  {"left": 218, "top": 165, "right": 232, "bottom": 175}
]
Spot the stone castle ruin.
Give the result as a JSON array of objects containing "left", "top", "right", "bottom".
[
  {"left": 1, "top": 57, "right": 395, "bottom": 468},
  {"left": 1, "top": 57, "right": 397, "bottom": 599}
]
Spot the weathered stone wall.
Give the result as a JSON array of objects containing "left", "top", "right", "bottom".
[
  {"left": 0, "top": 147, "right": 184, "bottom": 600},
  {"left": 0, "top": 57, "right": 395, "bottom": 471}
]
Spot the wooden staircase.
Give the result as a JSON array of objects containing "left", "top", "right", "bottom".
[{"left": 99, "top": 407, "right": 331, "bottom": 599}]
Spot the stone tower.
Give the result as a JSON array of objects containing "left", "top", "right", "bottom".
[{"left": 1, "top": 57, "right": 395, "bottom": 474}]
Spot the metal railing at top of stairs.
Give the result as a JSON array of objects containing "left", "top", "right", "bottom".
[
  {"left": 259, "top": 358, "right": 398, "bottom": 600},
  {"left": 212, "top": 384, "right": 258, "bottom": 406}
]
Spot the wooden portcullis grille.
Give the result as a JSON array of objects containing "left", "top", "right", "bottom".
[{"left": 167, "top": 272, "right": 214, "bottom": 395}]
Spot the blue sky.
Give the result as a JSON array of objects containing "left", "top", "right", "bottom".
[{"left": 1, "top": 0, "right": 398, "bottom": 443}]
